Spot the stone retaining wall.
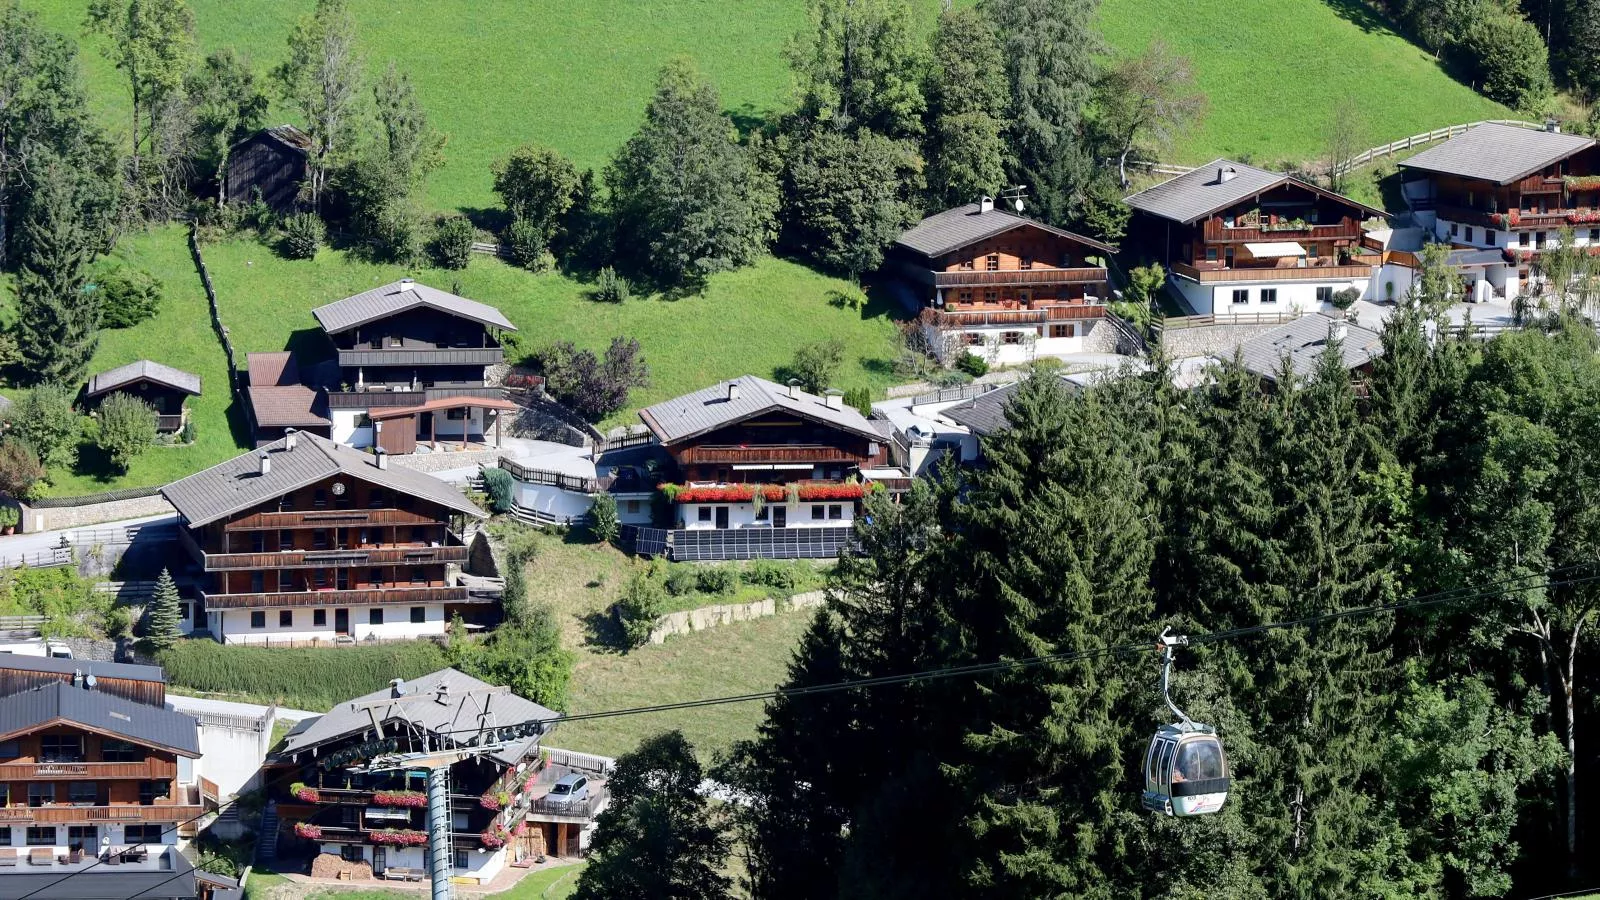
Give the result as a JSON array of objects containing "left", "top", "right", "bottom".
[
  {"left": 1158, "top": 323, "right": 1284, "bottom": 360},
  {"left": 21, "top": 494, "right": 175, "bottom": 533},
  {"left": 648, "top": 590, "right": 826, "bottom": 644},
  {"left": 389, "top": 448, "right": 504, "bottom": 474}
]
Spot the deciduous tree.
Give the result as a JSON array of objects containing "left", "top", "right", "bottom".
[
  {"left": 779, "top": 126, "right": 921, "bottom": 278},
  {"left": 790, "top": 0, "right": 925, "bottom": 138},
  {"left": 1095, "top": 40, "right": 1206, "bottom": 188},
  {"left": 94, "top": 392, "right": 156, "bottom": 471},
  {"left": 274, "top": 0, "right": 363, "bottom": 209},
  {"left": 924, "top": 7, "right": 1008, "bottom": 205},
  {"left": 187, "top": 49, "right": 268, "bottom": 201},
  {"left": 84, "top": 0, "right": 195, "bottom": 179}
]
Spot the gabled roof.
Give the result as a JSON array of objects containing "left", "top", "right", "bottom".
[
  {"left": 0, "top": 849, "right": 195, "bottom": 900},
  {"left": 247, "top": 352, "right": 300, "bottom": 387},
  {"left": 85, "top": 360, "right": 201, "bottom": 398},
  {"left": 161, "top": 432, "right": 485, "bottom": 528},
  {"left": 246, "top": 384, "right": 330, "bottom": 429},
  {"left": 638, "top": 375, "right": 883, "bottom": 446},
  {"left": 0, "top": 654, "right": 166, "bottom": 686},
  {"left": 279, "top": 668, "right": 556, "bottom": 767},
  {"left": 0, "top": 681, "right": 199, "bottom": 756},
  {"left": 1399, "top": 123, "right": 1596, "bottom": 185},
  {"left": 1233, "top": 313, "right": 1384, "bottom": 382},
  {"left": 939, "top": 382, "right": 1021, "bottom": 437},
  {"left": 313, "top": 281, "right": 517, "bottom": 335},
  {"left": 1124, "top": 159, "right": 1388, "bottom": 224},
  {"left": 895, "top": 203, "right": 1114, "bottom": 258},
  {"left": 233, "top": 123, "right": 312, "bottom": 156}
]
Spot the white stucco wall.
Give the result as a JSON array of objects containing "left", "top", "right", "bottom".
[
  {"left": 193, "top": 718, "right": 272, "bottom": 799},
  {"left": 613, "top": 493, "right": 655, "bottom": 524},
  {"left": 331, "top": 410, "right": 375, "bottom": 448},
  {"left": 2, "top": 822, "right": 180, "bottom": 856},
  {"left": 1176, "top": 275, "right": 1371, "bottom": 319},
  {"left": 946, "top": 320, "right": 1098, "bottom": 366},
  {"left": 514, "top": 483, "right": 596, "bottom": 521},
  {"left": 319, "top": 841, "right": 509, "bottom": 884},
  {"left": 213, "top": 604, "right": 448, "bottom": 644},
  {"left": 679, "top": 501, "right": 856, "bottom": 530}
]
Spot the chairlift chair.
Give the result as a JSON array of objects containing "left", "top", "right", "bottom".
[{"left": 1141, "top": 629, "right": 1230, "bottom": 817}]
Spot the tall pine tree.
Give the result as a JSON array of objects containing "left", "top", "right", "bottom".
[
  {"left": 14, "top": 152, "right": 100, "bottom": 385},
  {"left": 146, "top": 567, "right": 181, "bottom": 650}
]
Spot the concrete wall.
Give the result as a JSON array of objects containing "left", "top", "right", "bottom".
[
  {"left": 647, "top": 590, "right": 826, "bottom": 644},
  {"left": 515, "top": 482, "right": 596, "bottom": 521},
  {"left": 21, "top": 494, "right": 173, "bottom": 533},
  {"left": 1175, "top": 276, "right": 1368, "bottom": 318},
  {"left": 212, "top": 604, "right": 447, "bottom": 644},
  {"left": 330, "top": 410, "right": 374, "bottom": 448},
  {"left": 679, "top": 501, "right": 856, "bottom": 530}
]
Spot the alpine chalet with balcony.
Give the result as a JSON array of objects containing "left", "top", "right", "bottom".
[
  {"left": 0, "top": 657, "right": 217, "bottom": 876},
  {"left": 161, "top": 431, "right": 489, "bottom": 645},
  {"left": 636, "top": 376, "right": 891, "bottom": 559},
  {"left": 1124, "top": 160, "right": 1389, "bottom": 317},
  {"left": 1400, "top": 122, "right": 1599, "bottom": 301},
  {"left": 889, "top": 197, "right": 1115, "bottom": 365},
  {"left": 314, "top": 280, "right": 520, "bottom": 454},
  {"left": 268, "top": 669, "right": 603, "bottom": 883}
]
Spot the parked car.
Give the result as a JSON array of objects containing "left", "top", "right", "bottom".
[{"left": 547, "top": 774, "right": 588, "bottom": 806}]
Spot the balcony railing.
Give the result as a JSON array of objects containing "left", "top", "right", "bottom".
[
  {"left": 0, "top": 761, "right": 175, "bottom": 781},
  {"left": 1170, "top": 262, "right": 1378, "bottom": 283},
  {"left": 932, "top": 267, "right": 1105, "bottom": 288},
  {"left": 202, "top": 545, "right": 467, "bottom": 572},
  {"left": 931, "top": 304, "right": 1104, "bottom": 328},
  {"left": 1201, "top": 218, "right": 1363, "bottom": 243},
  {"left": 327, "top": 390, "right": 425, "bottom": 410},
  {"left": 225, "top": 508, "right": 456, "bottom": 531},
  {"left": 0, "top": 805, "right": 203, "bottom": 824},
  {"left": 198, "top": 585, "right": 471, "bottom": 609},
  {"left": 499, "top": 458, "right": 609, "bottom": 494},
  {"left": 675, "top": 444, "right": 865, "bottom": 465},
  {"left": 155, "top": 415, "right": 184, "bottom": 432},
  {"left": 1517, "top": 173, "right": 1564, "bottom": 194},
  {"left": 337, "top": 348, "right": 502, "bottom": 367}
]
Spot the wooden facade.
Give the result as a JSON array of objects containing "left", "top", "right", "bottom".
[
  {"left": 85, "top": 379, "right": 193, "bottom": 433},
  {"left": 1131, "top": 181, "right": 1377, "bottom": 276},
  {"left": 895, "top": 220, "right": 1111, "bottom": 315},
  {"left": 225, "top": 127, "right": 309, "bottom": 213},
  {"left": 1426, "top": 147, "right": 1600, "bottom": 231},
  {"left": 668, "top": 410, "right": 886, "bottom": 485},
  {"left": 178, "top": 474, "right": 473, "bottom": 619},
  {"left": 0, "top": 664, "right": 164, "bottom": 708}
]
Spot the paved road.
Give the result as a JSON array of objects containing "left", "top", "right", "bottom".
[{"left": 0, "top": 513, "right": 178, "bottom": 566}]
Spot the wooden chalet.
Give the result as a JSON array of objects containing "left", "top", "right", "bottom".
[
  {"left": 1401, "top": 122, "right": 1600, "bottom": 300},
  {"left": 267, "top": 669, "right": 595, "bottom": 881},
  {"left": 84, "top": 361, "right": 201, "bottom": 433},
  {"left": 160, "top": 431, "right": 489, "bottom": 645},
  {"left": 638, "top": 376, "right": 887, "bottom": 534},
  {"left": 225, "top": 125, "right": 311, "bottom": 213},
  {"left": 888, "top": 198, "right": 1114, "bottom": 365},
  {"left": 0, "top": 656, "right": 167, "bottom": 707},
  {"left": 312, "top": 280, "right": 519, "bottom": 454},
  {"left": 244, "top": 352, "right": 331, "bottom": 448},
  {"left": 0, "top": 668, "right": 216, "bottom": 870},
  {"left": 1124, "top": 160, "right": 1387, "bottom": 318}
]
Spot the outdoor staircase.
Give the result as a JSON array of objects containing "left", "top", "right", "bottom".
[{"left": 256, "top": 802, "right": 279, "bottom": 862}]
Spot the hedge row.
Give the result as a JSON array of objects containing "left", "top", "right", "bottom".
[{"left": 157, "top": 639, "right": 450, "bottom": 711}]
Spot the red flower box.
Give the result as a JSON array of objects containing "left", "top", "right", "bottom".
[
  {"left": 480, "top": 825, "right": 510, "bottom": 849},
  {"left": 670, "top": 482, "right": 866, "bottom": 504},
  {"left": 293, "top": 787, "right": 320, "bottom": 803},
  {"left": 293, "top": 822, "right": 322, "bottom": 840},
  {"left": 374, "top": 790, "right": 427, "bottom": 808},
  {"left": 479, "top": 791, "right": 508, "bottom": 811},
  {"left": 369, "top": 829, "right": 429, "bottom": 847}
]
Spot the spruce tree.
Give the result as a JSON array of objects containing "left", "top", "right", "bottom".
[
  {"left": 14, "top": 154, "right": 99, "bottom": 385},
  {"left": 146, "top": 567, "right": 181, "bottom": 650},
  {"left": 925, "top": 7, "right": 1008, "bottom": 205}
]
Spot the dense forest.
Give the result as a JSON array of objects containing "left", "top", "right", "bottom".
[{"left": 572, "top": 294, "right": 1600, "bottom": 897}]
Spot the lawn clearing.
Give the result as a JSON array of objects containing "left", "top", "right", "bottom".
[{"left": 304, "top": 863, "right": 584, "bottom": 900}]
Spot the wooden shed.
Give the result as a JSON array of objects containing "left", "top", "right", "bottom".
[
  {"left": 84, "top": 359, "right": 202, "bottom": 433},
  {"left": 226, "top": 125, "right": 312, "bottom": 213}
]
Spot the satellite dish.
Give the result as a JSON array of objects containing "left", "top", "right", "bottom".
[{"left": 1014, "top": 199, "right": 1025, "bottom": 212}]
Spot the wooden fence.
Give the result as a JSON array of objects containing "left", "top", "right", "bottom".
[
  {"left": 1154, "top": 311, "right": 1303, "bottom": 333},
  {"left": 0, "top": 548, "right": 72, "bottom": 569},
  {"left": 188, "top": 225, "right": 241, "bottom": 400}
]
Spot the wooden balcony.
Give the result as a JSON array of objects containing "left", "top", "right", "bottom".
[
  {"left": 327, "top": 390, "right": 426, "bottom": 410},
  {"left": 337, "top": 348, "right": 502, "bottom": 368},
  {"left": 1201, "top": 218, "right": 1363, "bottom": 243},
  {"left": 675, "top": 444, "right": 865, "bottom": 465},
  {"left": 201, "top": 545, "right": 468, "bottom": 572},
  {"left": 225, "top": 508, "right": 453, "bottom": 532},
  {"left": 1170, "top": 262, "right": 1377, "bottom": 283},
  {"left": 155, "top": 415, "right": 184, "bottom": 433},
  {"left": 0, "top": 805, "right": 204, "bottom": 824},
  {"left": 199, "top": 585, "right": 471, "bottom": 609},
  {"left": 0, "top": 761, "right": 174, "bottom": 781},
  {"left": 932, "top": 267, "right": 1106, "bottom": 288},
  {"left": 931, "top": 304, "right": 1104, "bottom": 328}
]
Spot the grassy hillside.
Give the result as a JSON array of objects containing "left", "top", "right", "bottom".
[{"left": 31, "top": 0, "right": 1504, "bottom": 211}]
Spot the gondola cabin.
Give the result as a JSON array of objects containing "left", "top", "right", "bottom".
[{"left": 1142, "top": 725, "right": 1230, "bottom": 817}]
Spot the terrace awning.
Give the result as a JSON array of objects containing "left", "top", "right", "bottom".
[
  {"left": 1244, "top": 241, "right": 1307, "bottom": 258},
  {"left": 368, "top": 396, "right": 522, "bottom": 420}
]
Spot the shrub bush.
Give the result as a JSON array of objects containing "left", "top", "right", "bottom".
[
  {"left": 745, "top": 559, "right": 799, "bottom": 592},
  {"left": 0, "top": 441, "right": 45, "bottom": 501},
  {"left": 615, "top": 571, "right": 667, "bottom": 648},
  {"left": 929, "top": 369, "right": 973, "bottom": 387},
  {"left": 279, "top": 212, "right": 325, "bottom": 260},
  {"left": 428, "top": 217, "right": 476, "bottom": 270},
  {"left": 843, "top": 386, "right": 872, "bottom": 417},
  {"left": 11, "top": 384, "right": 80, "bottom": 470},
  {"left": 156, "top": 640, "right": 449, "bottom": 710},
  {"left": 593, "top": 266, "right": 631, "bottom": 303},
  {"left": 590, "top": 493, "right": 620, "bottom": 544},
  {"left": 664, "top": 564, "right": 699, "bottom": 597},
  {"left": 95, "top": 393, "right": 157, "bottom": 472},
  {"left": 480, "top": 467, "right": 514, "bottom": 513},
  {"left": 1332, "top": 287, "right": 1362, "bottom": 310},
  {"left": 94, "top": 267, "right": 163, "bottom": 328},
  {"left": 696, "top": 565, "right": 738, "bottom": 595},
  {"left": 503, "top": 217, "right": 548, "bottom": 271},
  {"left": 955, "top": 353, "right": 989, "bottom": 377}
]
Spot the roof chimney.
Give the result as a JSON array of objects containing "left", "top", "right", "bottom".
[
  {"left": 434, "top": 682, "right": 451, "bottom": 705},
  {"left": 284, "top": 428, "right": 298, "bottom": 451},
  {"left": 726, "top": 380, "right": 741, "bottom": 402},
  {"left": 824, "top": 389, "right": 844, "bottom": 410},
  {"left": 258, "top": 452, "right": 271, "bottom": 476},
  {"left": 1546, "top": 118, "right": 1562, "bottom": 133},
  {"left": 398, "top": 278, "right": 416, "bottom": 292},
  {"left": 390, "top": 678, "right": 407, "bottom": 698},
  {"left": 1332, "top": 321, "right": 1349, "bottom": 342},
  {"left": 979, "top": 195, "right": 995, "bottom": 214},
  {"left": 787, "top": 379, "right": 802, "bottom": 400},
  {"left": 374, "top": 447, "right": 389, "bottom": 470},
  {"left": 1218, "top": 166, "right": 1237, "bottom": 184}
]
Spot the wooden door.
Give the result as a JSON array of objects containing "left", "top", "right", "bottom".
[
  {"left": 372, "top": 848, "right": 385, "bottom": 876},
  {"left": 334, "top": 608, "right": 349, "bottom": 635},
  {"left": 377, "top": 414, "right": 417, "bottom": 455},
  {"left": 714, "top": 506, "right": 729, "bottom": 529}
]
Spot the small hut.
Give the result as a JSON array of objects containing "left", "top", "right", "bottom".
[
  {"left": 84, "top": 360, "right": 201, "bottom": 433},
  {"left": 225, "top": 124, "right": 312, "bottom": 213}
]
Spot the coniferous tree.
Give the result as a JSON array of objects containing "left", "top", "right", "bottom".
[
  {"left": 924, "top": 7, "right": 1008, "bottom": 206},
  {"left": 14, "top": 155, "right": 100, "bottom": 386},
  {"left": 606, "top": 58, "right": 777, "bottom": 289},
  {"left": 146, "top": 567, "right": 181, "bottom": 650}
]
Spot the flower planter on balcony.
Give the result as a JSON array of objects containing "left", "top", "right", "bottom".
[
  {"left": 294, "top": 822, "right": 322, "bottom": 840},
  {"left": 369, "top": 829, "right": 429, "bottom": 847},
  {"left": 480, "top": 825, "right": 510, "bottom": 849},
  {"left": 291, "top": 784, "right": 320, "bottom": 804},
  {"left": 666, "top": 482, "right": 869, "bottom": 504},
  {"left": 373, "top": 790, "right": 428, "bottom": 808}
]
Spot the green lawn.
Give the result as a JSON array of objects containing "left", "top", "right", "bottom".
[
  {"left": 1097, "top": 0, "right": 1509, "bottom": 168},
  {"left": 304, "top": 863, "right": 584, "bottom": 900}
]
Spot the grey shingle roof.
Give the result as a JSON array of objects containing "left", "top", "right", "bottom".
[
  {"left": 0, "top": 849, "right": 195, "bottom": 900},
  {"left": 1124, "top": 159, "right": 1388, "bottom": 224},
  {"left": 1232, "top": 313, "right": 1384, "bottom": 382},
  {"left": 895, "top": 203, "right": 1114, "bottom": 257},
  {"left": 0, "top": 681, "right": 200, "bottom": 755},
  {"left": 638, "top": 375, "right": 883, "bottom": 446},
  {"left": 313, "top": 281, "right": 517, "bottom": 335},
  {"left": 940, "top": 383, "right": 1020, "bottom": 437},
  {"left": 86, "top": 360, "right": 201, "bottom": 398},
  {"left": 1399, "top": 123, "right": 1595, "bottom": 185},
  {"left": 279, "top": 668, "right": 556, "bottom": 766},
  {"left": 161, "top": 431, "right": 485, "bottom": 528},
  {"left": 0, "top": 654, "right": 166, "bottom": 686}
]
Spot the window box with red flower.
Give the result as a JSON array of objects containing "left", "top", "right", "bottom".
[
  {"left": 479, "top": 790, "right": 509, "bottom": 811},
  {"left": 289, "top": 783, "right": 320, "bottom": 804},
  {"left": 293, "top": 822, "right": 322, "bottom": 840},
  {"left": 1565, "top": 175, "right": 1600, "bottom": 192},
  {"left": 1492, "top": 211, "right": 1521, "bottom": 229},
  {"left": 369, "top": 829, "right": 429, "bottom": 847},
  {"left": 480, "top": 825, "right": 511, "bottom": 849},
  {"left": 373, "top": 790, "right": 428, "bottom": 808}
]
